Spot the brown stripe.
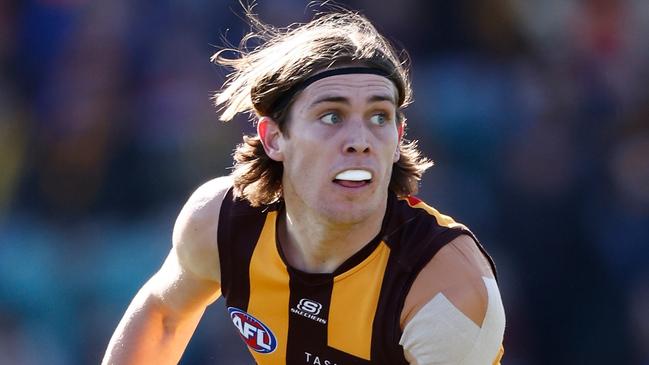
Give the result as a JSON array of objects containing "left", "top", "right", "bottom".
[{"left": 218, "top": 188, "right": 267, "bottom": 309}]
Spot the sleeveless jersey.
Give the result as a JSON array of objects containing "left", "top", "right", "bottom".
[{"left": 217, "top": 189, "right": 497, "bottom": 365}]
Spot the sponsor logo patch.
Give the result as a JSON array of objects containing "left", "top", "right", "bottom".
[
  {"left": 297, "top": 298, "right": 322, "bottom": 315},
  {"left": 228, "top": 307, "right": 277, "bottom": 353},
  {"left": 291, "top": 298, "right": 327, "bottom": 324}
]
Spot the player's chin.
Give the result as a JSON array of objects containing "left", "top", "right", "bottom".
[{"left": 320, "top": 201, "right": 379, "bottom": 224}]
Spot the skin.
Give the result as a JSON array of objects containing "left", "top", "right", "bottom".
[
  {"left": 258, "top": 73, "right": 402, "bottom": 273},
  {"left": 400, "top": 234, "right": 494, "bottom": 329},
  {"left": 102, "top": 74, "right": 492, "bottom": 364},
  {"left": 102, "top": 177, "right": 227, "bottom": 365}
]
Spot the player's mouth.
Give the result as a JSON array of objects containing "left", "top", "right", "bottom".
[{"left": 332, "top": 169, "right": 373, "bottom": 188}]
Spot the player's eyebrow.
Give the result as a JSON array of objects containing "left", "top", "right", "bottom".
[
  {"left": 310, "top": 96, "right": 349, "bottom": 108},
  {"left": 368, "top": 94, "right": 396, "bottom": 105},
  {"left": 309, "top": 94, "right": 396, "bottom": 108}
]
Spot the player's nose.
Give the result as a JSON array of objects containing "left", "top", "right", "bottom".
[{"left": 342, "top": 118, "right": 370, "bottom": 154}]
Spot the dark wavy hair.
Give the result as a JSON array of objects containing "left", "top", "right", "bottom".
[{"left": 212, "top": 7, "right": 433, "bottom": 206}]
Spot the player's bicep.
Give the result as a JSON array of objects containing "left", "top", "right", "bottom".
[{"left": 145, "top": 246, "right": 221, "bottom": 317}]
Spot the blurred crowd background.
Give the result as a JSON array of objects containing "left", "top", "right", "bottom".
[{"left": 1, "top": 0, "right": 648, "bottom": 364}]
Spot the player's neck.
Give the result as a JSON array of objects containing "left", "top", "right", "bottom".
[{"left": 278, "top": 200, "right": 386, "bottom": 274}]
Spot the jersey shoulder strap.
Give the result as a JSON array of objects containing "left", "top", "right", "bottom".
[
  {"left": 217, "top": 187, "right": 277, "bottom": 307},
  {"left": 371, "top": 193, "right": 497, "bottom": 363}
]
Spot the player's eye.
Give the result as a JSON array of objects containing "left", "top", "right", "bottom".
[
  {"left": 320, "top": 112, "right": 341, "bottom": 125},
  {"left": 370, "top": 113, "right": 388, "bottom": 125}
]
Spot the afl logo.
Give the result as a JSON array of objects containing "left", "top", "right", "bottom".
[{"left": 228, "top": 307, "right": 277, "bottom": 354}]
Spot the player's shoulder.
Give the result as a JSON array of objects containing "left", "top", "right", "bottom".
[
  {"left": 173, "top": 176, "right": 233, "bottom": 235},
  {"left": 183, "top": 175, "right": 233, "bottom": 213},
  {"left": 171, "top": 175, "right": 233, "bottom": 281},
  {"left": 399, "top": 235, "right": 506, "bottom": 364},
  {"left": 401, "top": 234, "right": 496, "bottom": 328}
]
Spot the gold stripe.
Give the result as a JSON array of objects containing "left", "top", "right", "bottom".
[
  {"left": 492, "top": 344, "right": 505, "bottom": 365},
  {"left": 247, "top": 212, "right": 290, "bottom": 364},
  {"left": 401, "top": 197, "right": 466, "bottom": 229},
  {"left": 327, "top": 241, "right": 391, "bottom": 360}
]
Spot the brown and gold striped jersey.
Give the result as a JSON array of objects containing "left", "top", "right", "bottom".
[{"left": 217, "top": 189, "right": 497, "bottom": 364}]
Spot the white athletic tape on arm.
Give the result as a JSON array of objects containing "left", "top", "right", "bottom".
[{"left": 399, "top": 277, "right": 505, "bottom": 365}]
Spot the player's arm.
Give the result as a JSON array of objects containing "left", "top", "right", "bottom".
[
  {"left": 399, "top": 235, "right": 506, "bottom": 365},
  {"left": 102, "top": 176, "right": 232, "bottom": 365}
]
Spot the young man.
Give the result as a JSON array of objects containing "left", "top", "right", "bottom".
[{"left": 103, "top": 9, "right": 505, "bottom": 365}]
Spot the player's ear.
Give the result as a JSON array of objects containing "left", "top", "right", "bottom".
[
  {"left": 393, "top": 119, "right": 405, "bottom": 163},
  {"left": 258, "top": 116, "right": 285, "bottom": 162}
]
